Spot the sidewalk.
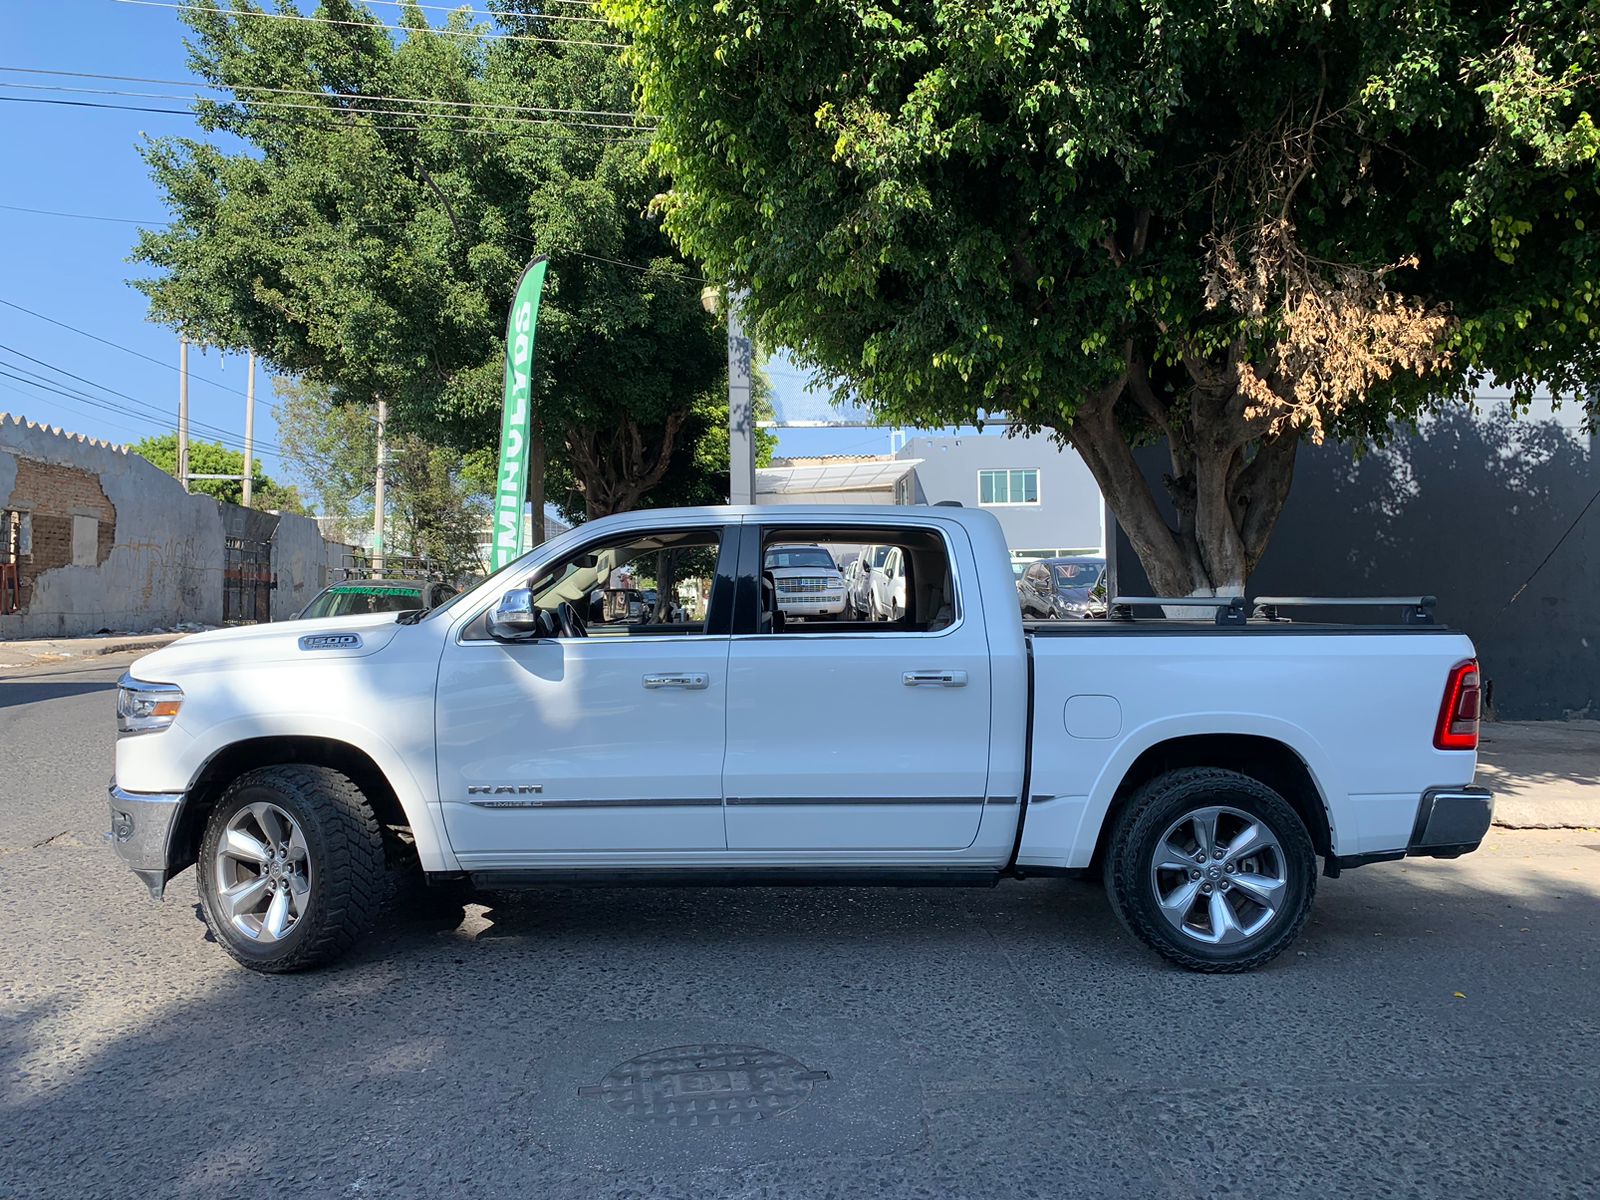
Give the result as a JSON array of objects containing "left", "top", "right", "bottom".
[
  {"left": 0, "top": 630, "right": 196, "bottom": 671},
  {"left": 1478, "top": 719, "right": 1600, "bottom": 830}
]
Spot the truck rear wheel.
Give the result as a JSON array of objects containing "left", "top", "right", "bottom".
[
  {"left": 1103, "top": 768, "right": 1317, "bottom": 972},
  {"left": 196, "top": 765, "right": 393, "bottom": 973}
]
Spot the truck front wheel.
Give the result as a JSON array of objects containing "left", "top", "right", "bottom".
[
  {"left": 196, "top": 765, "right": 393, "bottom": 973},
  {"left": 1104, "top": 768, "right": 1317, "bottom": 972}
]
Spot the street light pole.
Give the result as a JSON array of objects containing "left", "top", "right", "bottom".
[
  {"left": 726, "top": 289, "right": 755, "bottom": 506},
  {"left": 241, "top": 351, "right": 256, "bottom": 508},
  {"left": 177, "top": 336, "right": 191, "bottom": 492},
  {"left": 371, "top": 398, "right": 387, "bottom": 577}
]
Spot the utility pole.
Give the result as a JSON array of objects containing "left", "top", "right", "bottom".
[
  {"left": 241, "top": 351, "right": 256, "bottom": 508},
  {"left": 726, "top": 289, "right": 756, "bottom": 505},
  {"left": 177, "top": 336, "right": 191, "bottom": 492},
  {"left": 529, "top": 429, "right": 546, "bottom": 546},
  {"left": 371, "top": 398, "right": 387, "bottom": 577}
]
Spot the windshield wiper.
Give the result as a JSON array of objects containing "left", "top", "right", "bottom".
[{"left": 395, "top": 608, "right": 427, "bottom": 625}]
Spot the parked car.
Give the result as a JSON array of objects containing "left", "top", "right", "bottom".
[
  {"left": 867, "top": 544, "right": 908, "bottom": 621},
  {"left": 1018, "top": 556, "right": 1107, "bottom": 620},
  {"left": 762, "top": 544, "right": 848, "bottom": 620},
  {"left": 296, "top": 579, "right": 457, "bottom": 621},
  {"left": 109, "top": 504, "right": 1491, "bottom": 975},
  {"left": 849, "top": 544, "right": 894, "bottom": 618}
]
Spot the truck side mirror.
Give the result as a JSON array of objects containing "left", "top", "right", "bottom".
[{"left": 488, "top": 588, "right": 540, "bottom": 641}]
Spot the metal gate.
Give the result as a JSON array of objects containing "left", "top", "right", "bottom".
[{"left": 223, "top": 536, "right": 275, "bottom": 624}]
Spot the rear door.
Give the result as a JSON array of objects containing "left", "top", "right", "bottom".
[{"left": 722, "top": 518, "right": 994, "bottom": 853}]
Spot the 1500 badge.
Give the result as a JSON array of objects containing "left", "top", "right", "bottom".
[{"left": 298, "top": 633, "right": 363, "bottom": 651}]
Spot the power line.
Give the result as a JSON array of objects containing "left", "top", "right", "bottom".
[
  {"left": 0, "top": 201, "right": 168, "bottom": 225},
  {"left": 0, "top": 297, "right": 255, "bottom": 403},
  {"left": 0, "top": 66, "right": 656, "bottom": 122},
  {"left": 0, "top": 343, "right": 285, "bottom": 454},
  {"left": 0, "top": 377, "right": 166, "bottom": 444},
  {"left": 0, "top": 365, "right": 284, "bottom": 459},
  {"left": 0, "top": 93, "right": 652, "bottom": 140},
  {"left": 362, "top": 0, "right": 611, "bottom": 25},
  {"left": 109, "top": 0, "right": 626, "bottom": 49},
  {"left": 0, "top": 358, "right": 286, "bottom": 459},
  {"left": 0, "top": 82, "right": 655, "bottom": 133}
]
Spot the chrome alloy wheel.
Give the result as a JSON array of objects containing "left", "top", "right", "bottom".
[
  {"left": 1149, "top": 805, "right": 1288, "bottom": 946},
  {"left": 213, "top": 802, "right": 311, "bottom": 942}
]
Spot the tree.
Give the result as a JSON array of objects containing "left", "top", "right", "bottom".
[
  {"left": 132, "top": 432, "right": 307, "bottom": 512},
  {"left": 272, "top": 376, "right": 491, "bottom": 573},
  {"left": 270, "top": 377, "right": 376, "bottom": 544},
  {"left": 385, "top": 437, "right": 494, "bottom": 576},
  {"left": 131, "top": 0, "right": 728, "bottom": 524},
  {"left": 611, "top": 0, "right": 1600, "bottom": 595}
]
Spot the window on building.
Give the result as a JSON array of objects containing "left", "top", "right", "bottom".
[
  {"left": 978, "top": 468, "right": 1040, "bottom": 506},
  {"left": 894, "top": 475, "right": 913, "bottom": 505}
]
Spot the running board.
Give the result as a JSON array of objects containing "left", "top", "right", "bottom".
[{"left": 456, "top": 867, "right": 1003, "bottom": 890}]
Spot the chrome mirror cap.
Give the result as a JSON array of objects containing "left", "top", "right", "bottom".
[{"left": 488, "top": 588, "right": 539, "bottom": 641}]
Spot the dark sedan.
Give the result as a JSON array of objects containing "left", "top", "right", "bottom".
[{"left": 1017, "top": 555, "right": 1107, "bottom": 620}]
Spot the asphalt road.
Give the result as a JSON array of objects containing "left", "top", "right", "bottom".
[{"left": 2, "top": 655, "right": 1598, "bottom": 1200}]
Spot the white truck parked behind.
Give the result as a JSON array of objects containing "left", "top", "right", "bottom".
[{"left": 109, "top": 505, "right": 1492, "bottom": 974}]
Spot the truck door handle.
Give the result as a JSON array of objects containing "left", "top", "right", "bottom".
[
  {"left": 903, "top": 670, "right": 967, "bottom": 687},
  {"left": 643, "top": 672, "right": 709, "bottom": 690}
]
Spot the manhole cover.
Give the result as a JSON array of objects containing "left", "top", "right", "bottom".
[{"left": 578, "top": 1043, "right": 831, "bottom": 1127}]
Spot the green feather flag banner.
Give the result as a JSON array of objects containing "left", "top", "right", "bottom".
[{"left": 490, "top": 256, "right": 549, "bottom": 572}]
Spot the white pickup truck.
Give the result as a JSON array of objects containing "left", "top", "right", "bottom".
[{"left": 109, "top": 505, "right": 1492, "bottom": 974}]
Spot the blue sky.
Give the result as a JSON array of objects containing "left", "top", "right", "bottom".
[
  {"left": 0, "top": 1, "right": 967, "bottom": 501},
  {"left": 0, "top": 1, "right": 290, "bottom": 466}
]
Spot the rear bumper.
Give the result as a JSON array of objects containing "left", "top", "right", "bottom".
[
  {"left": 1328, "top": 785, "right": 1493, "bottom": 875},
  {"left": 107, "top": 782, "right": 183, "bottom": 899},
  {"left": 1407, "top": 785, "right": 1495, "bottom": 859}
]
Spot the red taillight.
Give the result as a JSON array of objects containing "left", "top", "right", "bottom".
[{"left": 1434, "top": 659, "right": 1481, "bottom": 750}]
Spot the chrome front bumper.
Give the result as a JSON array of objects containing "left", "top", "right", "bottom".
[{"left": 107, "top": 783, "right": 183, "bottom": 899}]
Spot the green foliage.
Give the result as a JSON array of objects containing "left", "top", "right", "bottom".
[
  {"left": 612, "top": 0, "right": 1600, "bottom": 588},
  {"left": 131, "top": 0, "right": 730, "bottom": 520},
  {"left": 272, "top": 375, "right": 490, "bottom": 574},
  {"left": 271, "top": 376, "right": 377, "bottom": 543},
  {"left": 133, "top": 432, "right": 306, "bottom": 512},
  {"left": 614, "top": 0, "right": 1599, "bottom": 424}
]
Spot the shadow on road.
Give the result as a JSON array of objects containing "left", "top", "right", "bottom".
[
  {"left": 0, "top": 678, "right": 118, "bottom": 710},
  {"left": 3, "top": 853, "right": 1598, "bottom": 1199}
]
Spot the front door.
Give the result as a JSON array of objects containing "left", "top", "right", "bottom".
[
  {"left": 436, "top": 524, "right": 734, "bottom": 867},
  {"left": 723, "top": 521, "right": 994, "bottom": 853}
]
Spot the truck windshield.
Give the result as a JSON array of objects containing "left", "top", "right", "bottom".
[
  {"left": 301, "top": 586, "right": 423, "bottom": 619},
  {"left": 764, "top": 547, "right": 835, "bottom": 570}
]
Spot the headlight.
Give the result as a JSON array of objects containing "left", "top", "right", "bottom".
[{"left": 116, "top": 674, "right": 184, "bottom": 735}]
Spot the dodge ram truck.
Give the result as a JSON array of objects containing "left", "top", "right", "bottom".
[{"left": 108, "top": 505, "right": 1492, "bottom": 974}]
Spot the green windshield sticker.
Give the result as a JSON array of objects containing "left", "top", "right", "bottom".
[{"left": 332, "top": 586, "right": 423, "bottom": 597}]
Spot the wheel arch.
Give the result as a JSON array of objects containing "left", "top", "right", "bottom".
[
  {"left": 1090, "top": 733, "right": 1334, "bottom": 869},
  {"left": 170, "top": 737, "right": 411, "bottom": 878}
]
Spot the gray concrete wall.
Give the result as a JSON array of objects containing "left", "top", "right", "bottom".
[
  {"left": 1, "top": 413, "right": 349, "bottom": 637},
  {"left": 270, "top": 512, "right": 337, "bottom": 619},
  {"left": 1109, "top": 401, "right": 1598, "bottom": 720},
  {"left": 1, "top": 414, "right": 222, "bottom": 638},
  {"left": 899, "top": 432, "right": 1104, "bottom": 552}
]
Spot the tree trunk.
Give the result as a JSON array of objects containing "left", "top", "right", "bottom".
[
  {"left": 566, "top": 410, "right": 689, "bottom": 520},
  {"left": 1067, "top": 371, "right": 1299, "bottom": 599}
]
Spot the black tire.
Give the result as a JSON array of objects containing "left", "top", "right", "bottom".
[
  {"left": 197, "top": 764, "right": 394, "bottom": 973},
  {"left": 1103, "top": 767, "right": 1317, "bottom": 972}
]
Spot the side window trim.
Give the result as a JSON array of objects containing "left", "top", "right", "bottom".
[
  {"left": 737, "top": 520, "right": 966, "bottom": 638},
  {"left": 458, "top": 522, "right": 739, "bottom": 642}
]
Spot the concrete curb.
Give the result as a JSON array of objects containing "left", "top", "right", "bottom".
[{"left": 0, "top": 632, "right": 190, "bottom": 667}]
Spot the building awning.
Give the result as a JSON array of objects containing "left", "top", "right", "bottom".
[{"left": 756, "top": 458, "right": 921, "bottom": 495}]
